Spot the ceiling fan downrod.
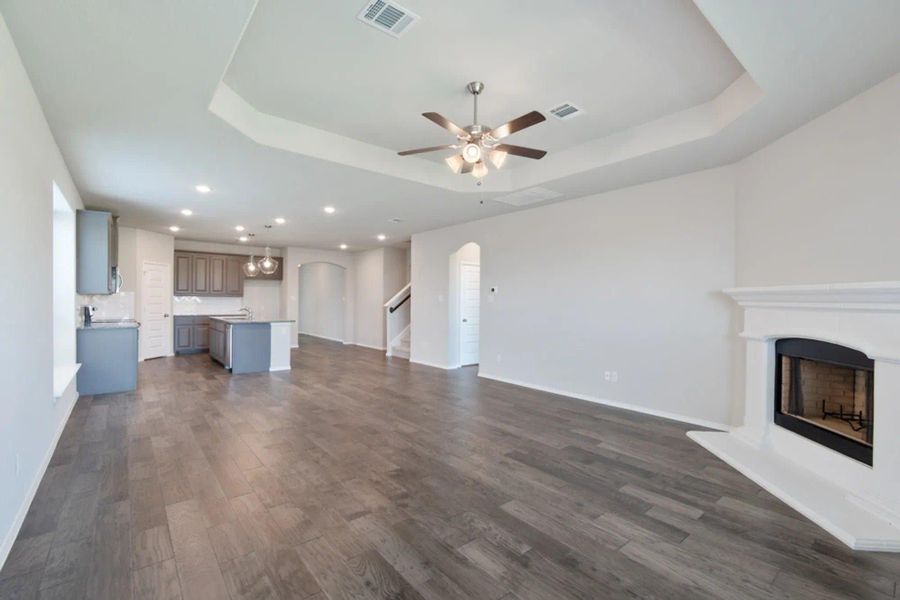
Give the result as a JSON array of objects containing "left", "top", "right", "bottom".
[{"left": 467, "top": 81, "right": 484, "bottom": 127}]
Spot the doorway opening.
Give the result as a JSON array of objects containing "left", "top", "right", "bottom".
[
  {"left": 298, "top": 262, "right": 346, "bottom": 343},
  {"left": 449, "top": 242, "right": 481, "bottom": 368}
]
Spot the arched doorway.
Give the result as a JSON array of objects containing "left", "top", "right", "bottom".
[
  {"left": 448, "top": 242, "right": 481, "bottom": 367},
  {"left": 298, "top": 262, "right": 346, "bottom": 343}
]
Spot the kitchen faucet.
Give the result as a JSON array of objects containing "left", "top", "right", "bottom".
[{"left": 239, "top": 307, "right": 252, "bottom": 320}]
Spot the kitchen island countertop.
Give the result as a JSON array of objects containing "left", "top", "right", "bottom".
[{"left": 208, "top": 317, "right": 294, "bottom": 325}]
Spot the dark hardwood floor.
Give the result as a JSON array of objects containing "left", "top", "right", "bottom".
[{"left": 2, "top": 335, "right": 898, "bottom": 599}]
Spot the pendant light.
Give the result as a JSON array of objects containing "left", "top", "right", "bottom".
[
  {"left": 256, "top": 225, "right": 279, "bottom": 276},
  {"left": 242, "top": 254, "right": 259, "bottom": 277},
  {"left": 241, "top": 233, "right": 259, "bottom": 276},
  {"left": 258, "top": 247, "right": 278, "bottom": 275}
]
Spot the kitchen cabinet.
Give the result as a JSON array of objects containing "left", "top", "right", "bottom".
[
  {"left": 209, "top": 318, "right": 228, "bottom": 364},
  {"left": 193, "top": 255, "right": 209, "bottom": 293},
  {"left": 77, "top": 209, "right": 120, "bottom": 294},
  {"left": 225, "top": 256, "right": 244, "bottom": 295},
  {"left": 174, "top": 322, "right": 192, "bottom": 351},
  {"left": 173, "top": 251, "right": 277, "bottom": 296},
  {"left": 174, "top": 253, "right": 192, "bottom": 294},
  {"left": 209, "top": 255, "right": 227, "bottom": 294},
  {"left": 174, "top": 316, "right": 211, "bottom": 354},
  {"left": 77, "top": 324, "right": 138, "bottom": 394}
]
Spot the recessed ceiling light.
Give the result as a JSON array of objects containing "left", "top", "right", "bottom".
[
  {"left": 377, "top": 234, "right": 387, "bottom": 241},
  {"left": 195, "top": 184, "right": 211, "bottom": 194},
  {"left": 181, "top": 209, "right": 193, "bottom": 216},
  {"left": 234, "top": 225, "right": 245, "bottom": 232},
  {"left": 274, "top": 217, "right": 286, "bottom": 224},
  {"left": 339, "top": 244, "right": 348, "bottom": 250},
  {"left": 169, "top": 226, "right": 180, "bottom": 232},
  {"left": 238, "top": 236, "right": 248, "bottom": 242},
  {"left": 323, "top": 206, "right": 336, "bottom": 214}
]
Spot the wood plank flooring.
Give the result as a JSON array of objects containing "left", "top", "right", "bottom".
[{"left": 2, "top": 335, "right": 898, "bottom": 599}]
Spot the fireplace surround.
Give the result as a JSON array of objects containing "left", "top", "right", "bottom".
[{"left": 689, "top": 281, "right": 900, "bottom": 551}]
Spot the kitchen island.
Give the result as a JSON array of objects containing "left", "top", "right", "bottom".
[{"left": 208, "top": 317, "right": 293, "bottom": 374}]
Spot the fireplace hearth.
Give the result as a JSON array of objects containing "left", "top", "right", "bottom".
[
  {"left": 774, "top": 338, "right": 874, "bottom": 465},
  {"left": 689, "top": 281, "right": 900, "bottom": 551}
]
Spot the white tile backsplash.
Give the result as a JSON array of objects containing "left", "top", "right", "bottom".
[
  {"left": 79, "top": 292, "right": 135, "bottom": 321},
  {"left": 172, "top": 280, "right": 281, "bottom": 318},
  {"left": 173, "top": 295, "right": 243, "bottom": 315}
]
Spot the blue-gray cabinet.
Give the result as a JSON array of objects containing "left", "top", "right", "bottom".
[
  {"left": 76, "top": 209, "right": 120, "bottom": 295},
  {"left": 76, "top": 325, "right": 138, "bottom": 395},
  {"left": 174, "top": 316, "right": 210, "bottom": 354}
]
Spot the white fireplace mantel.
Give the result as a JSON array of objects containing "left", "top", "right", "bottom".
[{"left": 689, "top": 281, "right": 900, "bottom": 552}]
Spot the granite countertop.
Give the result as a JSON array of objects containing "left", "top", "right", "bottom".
[
  {"left": 174, "top": 313, "right": 247, "bottom": 318},
  {"left": 208, "top": 317, "right": 295, "bottom": 325},
  {"left": 79, "top": 320, "right": 140, "bottom": 330}
]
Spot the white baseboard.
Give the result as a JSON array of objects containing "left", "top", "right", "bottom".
[
  {"left": 1, "top": 383, "right": 79, "bottom": 570},
  {"left": 477, "top": 371, "right": 730, "bottom": 431},
  {"left": 354, "top": 342, "right": 386, "bottom": 351},
  {"left": 409, "top": 358, "right": 452, "bottom": 370},
  {"left": 298, "top": 331, "right": 344, "bottom": 344},
  {"left": 268, "top": 366, "right": 291, "bottom": 372}
]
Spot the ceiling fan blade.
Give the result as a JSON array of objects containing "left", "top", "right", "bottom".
[
  {"left": 460, "top": 160, "right": 475, "bottom": 174},
  {"left": 494, "top": 143, "right": 547, "bottom": 159},
  {"left": 489, "top": 111, "right": 546, "bottom": 140},
  {"left": 397, "top": 144, "right": 457, "bottom": 156},
  {"left": 422, "top": 112, "right": 469, "bottom": 138}
]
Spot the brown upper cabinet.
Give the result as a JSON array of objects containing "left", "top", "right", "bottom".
[
  {"left": 174, "top": 251, "right": 249, "bottom": 297},
  {"left": 209, "top": 255, "right": 226, "bottom": 294},
  {"left": 174, "top": 250, "right": 280, "bottom": 296},
  {"left": 174, "top": 252, "right": 193, "bottom": 295}
]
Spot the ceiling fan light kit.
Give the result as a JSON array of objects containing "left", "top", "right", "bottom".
[{"left": 398, "top": 81, "right": 548, "bottom": 179}]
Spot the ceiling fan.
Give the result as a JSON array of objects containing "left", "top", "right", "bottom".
[{"left": 397, "top": 81, "right": 547, "bottom": 178}]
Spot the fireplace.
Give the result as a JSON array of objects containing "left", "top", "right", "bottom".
[
  {"left": 691, "top": 282, "right": 900, "bottom": 551},
  {"left": 774, "top": 338, "right": 874, "bottom": 465}
]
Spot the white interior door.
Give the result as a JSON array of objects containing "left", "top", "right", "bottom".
[
  {"left": 141, "top": 261, "right": 171, "bottom": 360},
  {"left": 459, "top": 262, "right": 480, "bottom": 366}
]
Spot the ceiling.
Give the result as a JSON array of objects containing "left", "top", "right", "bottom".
[
  {"left": 225, "top": 0, "right": 743, "bottom": 158},
  {"left": 1, "top": 0, "right": 898, "bottom": 249}
]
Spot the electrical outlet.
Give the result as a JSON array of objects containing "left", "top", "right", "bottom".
[
  {"left": 604, "top": 371, "right": 611, "bottom": 381},
  {"left": 612, "top": 371, "right": 619, "bottom": 383}
]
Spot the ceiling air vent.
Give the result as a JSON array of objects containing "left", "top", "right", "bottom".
[
  {"left": 357, "top": 0, "right": 419, "bottom": 38},
  {"left": 548, "top": 102, "right": 583, "bottom": 120}
]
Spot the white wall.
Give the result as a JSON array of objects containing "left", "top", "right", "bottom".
[
  {"left": 354, "top": 248, "right": 386, "bottom": 349},
  {"left": 282, "top": 247, "right": 356, "bottom": 347},
  {"left": 735, "top": 73, "right": 900, "bottom": 286},
  {"left": 299, "top": 262, "right": 346, "bottom": 341},
  {"left": 383, "top": 246, "right": 409, "bottom": 301},
  {"left": 411, "top": 167, "right": 737, "bottom": 428},
  {"left": 0, "top": 13, "right": 84, "bottom": 566}
]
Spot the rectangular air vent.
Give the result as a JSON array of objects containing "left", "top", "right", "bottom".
[
  {"left": 548, "top": 102, "right": 583, "bottom": 120},
  {"left": 494, "top": 187, "right": 563, "bottom": 207},
  {"left": 357, "top": 1, "right": 419, "bottom": 38}
]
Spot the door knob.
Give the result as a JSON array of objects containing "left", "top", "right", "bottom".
[
  {"left": 462, "top": 318, "right": 468, "bottom": 322},
  {"left": 164, "top": 313, "right": 170, "bottom": 318}
]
